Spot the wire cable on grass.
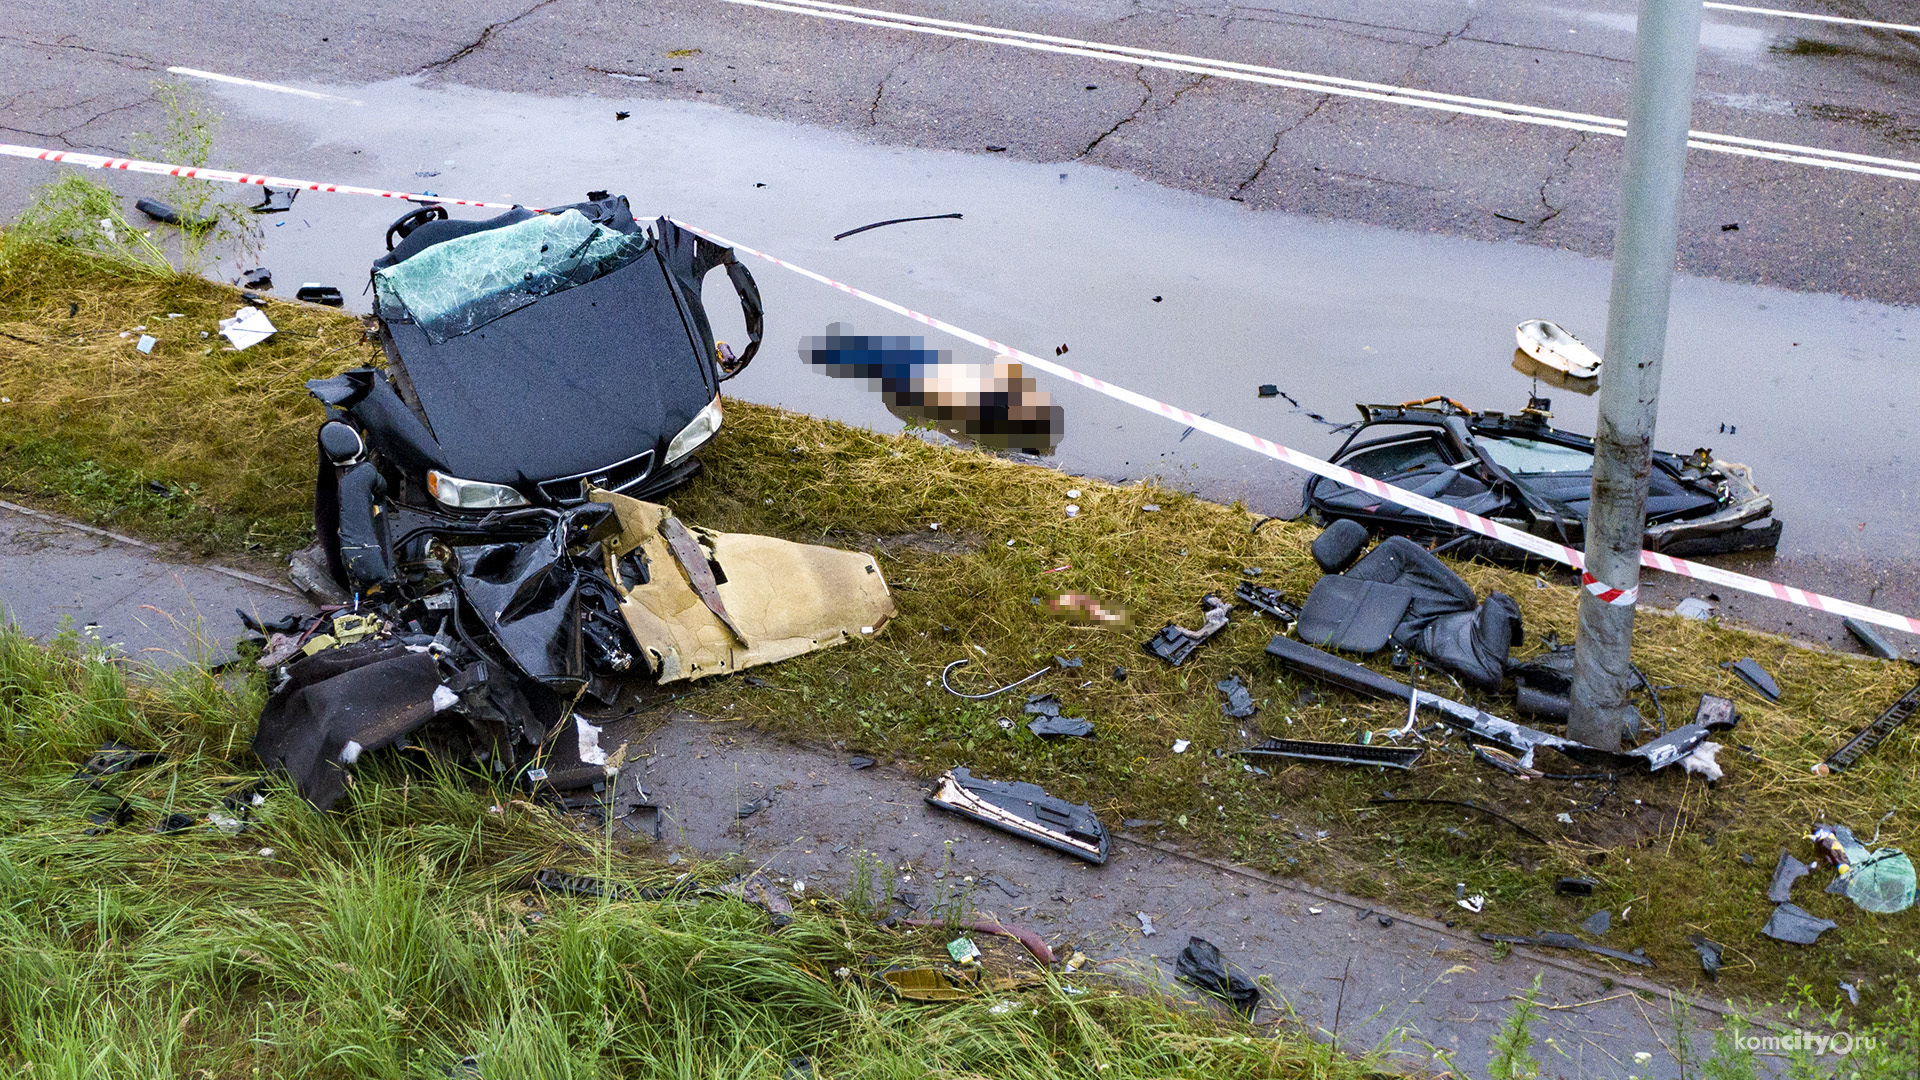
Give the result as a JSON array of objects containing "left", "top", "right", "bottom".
[{"left": 940, "top": 658, "right": 1048, "bottom": 699}]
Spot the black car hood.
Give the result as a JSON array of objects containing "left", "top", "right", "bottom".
[{"left": 372, "top": 202, "right": 722, "bottom": 487}]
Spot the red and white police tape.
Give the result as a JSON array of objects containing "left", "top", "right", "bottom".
[{"left": 4, "top": 140, "right": 1912, "bottom": 635}]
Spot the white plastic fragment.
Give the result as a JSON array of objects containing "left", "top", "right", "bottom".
[
  {"left": 1065, "top": 504, "right": 1080, "bottom": 518},
  {"left": 218, "top": 306, "right": 277, "bottom": 350},
  {"left": 1680, "top": 741, "right": 1725, "bottom": 781},
  {"left": 1674, "top": 597, "right": 1715, "bottom": 620},
  {"left": 1066, "top": 489, "right": 1081, "bottom": 499},
  {"left": 136, "top": 334, "right": 156, "bottom": 353},
  {"left": 576, "top": 713, "right": 608, "bottom": 766},
  {"left": 1172, "top": 739, "right": 1191, "bottom": 754},
  {"left": 1458, "top": 895, "right": 1486, "bottom": 913},
  {"left": 1142, "top": 504, "right": 1160, "bottom": 512},
  {"left": 338, "top": 739, "right": 364, "bottom": 764},
  {"left": 1557, "top": 812, "right": 1574, "bottom": 824},
  {"left": 432, "top": 684, "right": 459, "bottom": 712},
  {"left": 208, "top": 811, "right": 245, "bottom": 835},
  {"left": 258, "top": 847, "right": 275, "bottom": 857}
]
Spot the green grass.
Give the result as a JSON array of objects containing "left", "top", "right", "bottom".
[
  {"left": 3, "top": 230, "right": 1918, "bottom": 1026},
  {"left": 0, "top": 625, "right": 1395, "bottom": 1078}
]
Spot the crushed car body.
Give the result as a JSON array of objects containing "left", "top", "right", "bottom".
[
  {"left": 309, "top": 194, "right": 763, "bottom": 596},
  {"left": 1304, "top": 398, "right": 1781, "bottom": 558}
]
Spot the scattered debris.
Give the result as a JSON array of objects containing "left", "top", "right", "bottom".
[
  {"left": 1233, "top": 583, "right": 1299, "bottom": 625},
  {"left": 1554, "top": 877, "right": 1596, "bottom": 897},
  {"left": 1840, "top": 981, "right": 1860, "bottom": 1006},
  {"left": 1580, "top": 909, "right": 1612, "bottom": 936},
  {"left": 1761, "top": 902, "right": 1837, "bottom": 945},
  {"left": 135, "top": 196, "right": 207, "bottom": 229},
  {"left": 1480, "top": 931, "right": 1651, "bottom": 967},
  {"left": 1812, "top": 823, "right": 1915, "bottom": 914},
  {"left": 296, "top": 283, "right": 345, "bottom": 306},
  {"left": 252, "top": 186, "right": 297, "bottom": 213},
  {"left": 1234, "top": 738, "right": 1422, "bottom": 770},
  {"left": 218, "top": 306, "right": 277, "bottom": 350},
  {"left": 736, "top": 795, "right": 774, "bottom": 819},
  {"left": 1688, "top": 934, "right": 1723, "bottom": 978},
  {"left": 156, "top": 813, "right": 195, "bottom": 833},
  {"left": 1216, "top": 675, "right": 1257, "bottom": 719},
  {"left": 1820, "top": 677, "right": 1920, "bottom": 773},
  {"left": 1768, "top": 851, "right": 1811, "bottom": 903},
  {"left": 947, "top": 936, "right": 981, "bottom": 964},
  {"left": 849, "top": 756, "right": 876, "bottom": 770},
  {"left": 1843, "top": 617, "right": 1901, "bottom": 661},
  {"left": 1142, "top": 595, "right": 1231, "bottom": 665},
  {"left": 1458, "top": 895, "right": 1486, "bottom": 914},
  {"left": 1722, "top": 657, "right": 1782, "bottom": 702},
  {"left": 1674, "top": 597, "right": 1715, "bottom": 620},
  {"left": 1027, "top": 714, "right": 1095, "bottom": 739},
  {"left": 1514, "top": 319, "right": 1601, "bottom": 379},
  {"left": 1257, "top": 384, "right": 1279, "bottom": 397},
  {"left": 1175, "top": 937, "right": 1259, "bottom": 1015},
  {"left": 925, "top": 767, "right": 1109, "bottom": 863},
  {"left": 1171, "top": 739, "right": 1190, "bottom": 754},
  {"left": 832, "top": 212, "right": 964, "bottom": 241},
  {"left": 73, "top": 742, "right": 165, "bottom": 784},
  {"left": 1135, "top": 912, "right": 1156, "bottom": 936}
]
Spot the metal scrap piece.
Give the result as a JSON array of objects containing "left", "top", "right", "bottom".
[
  {"left": 924, "top": 767, "right": 1109, "bottom": 863},
  {"left": 1235, "top": 738, "right": 1423, "bottom": 770},
  {"left": 1142, "top": 595, "right": 1231, "bottom": 666},
  {"left": 1480, "top": 931, "right": 1652, "bottom": 967},
  {"left": 1722, "top": 657, "right": 1781, "bottom": 702},
  {"left": 1822, "top": 677, "right": 1920, "bottom": 773},
  {"left": 1217, "top": 675, "right": 1258, "bottom": 719}
]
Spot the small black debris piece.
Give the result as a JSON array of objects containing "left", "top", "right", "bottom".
[
  {"left": 1142, "top": 595, "right": 1231, "bottom": 666},
  {"left": 296, "top": 284, "right": 345, "bottom": 306},
  {"left": 1233, "top": 582, "right": 1299, "bottom": 625},
  {"left": 237, "top": 609, "right": 305, "bottom": 637},
  {"left": 1721, "top": 223, "right": 1740, "bottom": 231},
  {"left": 849, "top": 756, "right": 876, "bottom": 770},
  {"left": 1175, "top": 936, "right": 1260, "bottom": 1014},
  {"left": 74, "top": 741, "right": 166, "bottom": 783},
  {"left": 1769, "top": 851, "right": 1811, "bottom": 903},
  {"left": 925, "top": 766, "right": 1108, "bottom": 863},
  {"left": 736, "top": 795, "right": 775, "bottom": 819},
  {"left": 1624, "top": 698, "right": 1739, "bottom": 772},
  {"left": 1053, "top": 655, "right": 1082, "bottom": 669},
  {"left": 252, "top": 187, "right": 297, "bottom": 213},
  {"left": 1761, "top": 902, "right": 1837, "bottom": 945},
  {"left": 84, "top": 799, "right": 134, "bottom": 835},
  {"left": 615, "top": 111, "right": 631, "bottom": 120},
  {"left": 533, "top": 867, "right": 633, "bottom": 900},
  {"left": 1554, "top": 876, "right": 1596, "bottom": 897},
  {"left": 1111, "top": 665, "right": 1127, "bottom": 681},
  {"left": 1378, "top": 915, "right": 1394, "bottom": 927},
  {"left": 1822, "top": 676, "right": 1920, "bottom": 773},
  {"left": 1024, "top": 693, "right": 1063, "bottom": 717},
  {"left": 1722, "top": 657, "right": 1781, "bottom": 702},
  {"left": 985, "top": 875, "right": 1023, "bottom": 898},
  {"left": 156, "top": 813, "right": 196, "bottom": 834},
  {"left": 1237, "top": 738, "right": 1422, "bottom": 770},
  {"left": 1580, "top": 909, "right": 1612, "bottom": 936},
  {"left": 1028, "top": 715, "right": 1095, "bottom": 738},
  {"left": 1480, "top": 931, "right": 1651, "bottom": 967},
  {"left": 1217, "top": 675, "right": 1257, "bottom": 719},
  {"left": 1258, "top": 384, "right": 1279, "bottom": 398},
  {"left": 1310, "top": 518, "right": 1370, "bottom": 574},
  {"left": 1688, "top": 934, "right": 1723, "bottom": 978},
  {"left": 135, "top": 197, "right": 185, "bottom": 225},
  {"left": 782, "top": 1056, "right": 814, "bottom": 1080},
  {"left": 241, "top": 267, "right": 273, "bottom": 290},
  {"left": 832, "top": 212, "right": 964, "bottom": 241},
  {"left": 1844, "top": 618, "right": 1901, "bottom": 661}
]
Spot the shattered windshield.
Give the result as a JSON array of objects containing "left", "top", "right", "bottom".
[
  {"left": 1477, "top": 436, "right": 1593, "bottom": 475},
  {"left": 373, "top": 209, "right": 652, "bottom": 343}
]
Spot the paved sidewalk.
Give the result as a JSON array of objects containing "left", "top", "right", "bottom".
[{"left": 0, "top": 500, "right": 312, "bottom": 667}]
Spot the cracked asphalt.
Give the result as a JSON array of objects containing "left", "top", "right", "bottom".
[{"left": 1, "top": 0, "right": 1918, "bottom": 302}]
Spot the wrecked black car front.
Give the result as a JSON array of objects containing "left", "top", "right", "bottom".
[
  {"left": 307, "top": 194, "right": 762, "bottom": 595},
  {"left": 1303, "top": 398, "right": 1781, "bottom": 558}
]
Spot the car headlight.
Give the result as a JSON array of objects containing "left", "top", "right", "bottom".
[
  {"left": 664, "top": 396, "right": 723, "bottom": 466},
  {"left": 427, "top": 470, "right": 530, "bottom": 510}
]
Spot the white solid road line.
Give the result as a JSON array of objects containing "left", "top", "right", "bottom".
[
  {"left": 721, "top": 0, "right": 1920, "bottom": 182},
  {"left": 165, "top": 67, "right": 363, "bottom": 105},
  {"left": 1704, "top": 2, "right": 1920, "bottom": 36}
]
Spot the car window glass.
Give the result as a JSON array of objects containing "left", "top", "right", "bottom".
[
  {"left": 1477, "top": 436, "right": 1593, "bottom": 474},
  {"left": 374, "top": 209, "right": 652, "bottom": 343},
  {"left": 1343, "top": 436, "right": 1450, "bottom": 479}
]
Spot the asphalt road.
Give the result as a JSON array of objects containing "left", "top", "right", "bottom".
[{"left": 2, "top": 0, "right": 1918, "bottom": 302}]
